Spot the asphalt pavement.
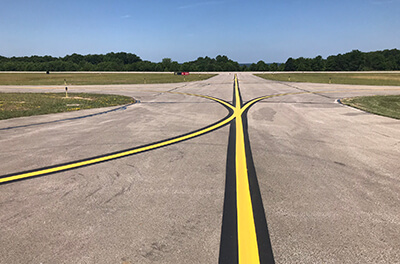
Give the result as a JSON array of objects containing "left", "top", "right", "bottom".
[{"left": 0, "top": 73, "right": 399, "bottom": 263}]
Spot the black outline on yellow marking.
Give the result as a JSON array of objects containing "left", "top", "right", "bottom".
[
  {"left": 0, "top": 76, "right": 277, "bottom": 263},
  {"left": 241, "top": 106, "right": 274, "bottom": 264},
  {"left": 219, "top": 75, "right": 274, "bottom": 264},
  {"left": 4, "top": 76, "right": 394, "bottom": 262},
  {"left": 3, "top": 86, "right": 398, "bottom": 185},
  {"left": 219, "top": 80, "right": 240, "bottom": 263},
  {"left": 0, "top": 94, "right": 234, "bottom": 184}
]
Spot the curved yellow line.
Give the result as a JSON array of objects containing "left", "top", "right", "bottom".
[
  {"left": 167, "top": 91, "right": 235, "bottom": 111},
  {"left": 0, "top": 92, "right": 235, "bottom": 184}
]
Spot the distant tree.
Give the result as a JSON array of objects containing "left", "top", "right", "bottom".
[
  {"left": 325, "top": 55, "right": 338, "bottom": 71},
  {"left": 248, "top": 63, "right": 257, "bottom": 71},
  {"left": 2, "top": 62, "right": 18, "bottom": 71},
  {"left": 216, "top": 55, "right": 229, "bottom": 64},
  {"left": 334, "top": 54, "right": 347, "bottom": 71},
  {"left": 162, "top": 58, "right": 172, "bottom": 71},
  {"left": 255, "top": 60, "right": 269, "bottom": 71},
  {"left": 64, "top": 53, "right": 85, "bottom": 64},
  {"left": 136, "top": 61, "right": 156, "bottom": 71},
  {"left": 284, "top": 58, "right": 296, "bottom": 71},
  {"left": 23, "top": 62, "right": 36, "bottom": 71},
  {"left": 2, "top": 49, "right": 399, "bottom": 72},
  {"left": 79, "top": 62, "right": 94, "bottom": 71},
  {"left": 96, "top": 61, "right": 122, "bottom": 71},
  {"left": 269, "top": 63, "right": 280, "bottom": 71},
  {"left": 366, "top": 53, "right": 387, "bottom": 70},
  {"left": 296, "top": 57, "right": 313, "bottom": 71},
  {"left": 181, "top": 62, "right": 199, "bottom": 72},
  {"left": 114, "top": 52, "right": 141, "bottom": 64},
  {"left": 345, "top": 50, "right": 365, "bottom": 71},
  {"left": 64, "top": 62, "right": 79, "bottom": 71},
  {"left": 169, "top": 61, "right": 180, "bottom": 72},
  {"left": 311, "top": 55, "right": 324, "bottom": 71},
  {"left": 85, "top": 54, "right": 103, "bottom": 65}
]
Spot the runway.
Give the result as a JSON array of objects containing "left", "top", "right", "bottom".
[{"left": 1, "top": 73, "right": 399, "bottom": 263}]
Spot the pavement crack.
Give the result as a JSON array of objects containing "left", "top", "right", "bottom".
[
  {"left": 61, "top": 190, "right": 73, "bottom": 198},
  {"left": 141, "top": 242, "right": 171, "bottom": 261},
  {"left": 126, "top": 164, "right": 144, "bottom": 180},
  {"left": 104, "top": 183, "right": 133, "bottom": 204},
  {"left": 334, "top": 161, "right": 346, "bottom": 167},
  {"left": 85, "top": 187, "right": 103, "bottom": 198},
  {"left": 275, "top": 80, "right": 333, "bottom": 99}
]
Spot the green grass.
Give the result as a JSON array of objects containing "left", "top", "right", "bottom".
[
  {"left": 0, "top": 72, "right": 216, "bottom": 85},
  {"left": 341, "top": 95, "right": 400, "bottom": 119},
  {"left": 255, "top": 72, "right": 400, "bottom": 86},
  {"left": 0, "top": 93, "right": 135, "bottom": 120}
]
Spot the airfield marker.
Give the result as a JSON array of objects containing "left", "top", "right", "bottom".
[{"left": 64, "top": 79, "right": 68, "bottom": 98}]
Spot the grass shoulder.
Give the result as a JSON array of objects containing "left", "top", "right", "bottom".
[
  {"left": 341, "top": 95, "right": 400, "bottom": 119},
  {"left": 0, "top": 72, "right": 216, "bottom": 85},
  {"left": 0, "top": 92, "right": 135, "bottom": 120},
  {"left": 255, "top": 72, "right": 400, "bottom": 86}
]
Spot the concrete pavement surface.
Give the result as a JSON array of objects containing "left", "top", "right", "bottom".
[{"left": 0, "top": 73, "right": 400, "bottom": 263}]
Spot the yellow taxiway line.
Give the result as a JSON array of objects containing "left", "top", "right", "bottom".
[
  {"left": 233, "top": 74, "right": 260, "bottom": 263},
  {"left": 0, "top": 92, "right": 235, "bottom": 184}
]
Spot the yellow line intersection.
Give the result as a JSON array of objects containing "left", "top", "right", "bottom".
[
  {"left": 233, "top": 75, "right": 261, "bottom": 263},
  {"left": 4, "top": 75, "right": 393, "bottom": 263},
  {"left": 0, "top": 75, "right": 271, "bottom": 262}
]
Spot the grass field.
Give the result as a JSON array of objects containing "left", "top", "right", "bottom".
[
  {"left": 0, "top": 72, "right": 216, "bottom": 85},
  {"left": 0, "top": 93, "right": 135, "bottom": 120},
  {"left": 341, "top": 95, "right": 400, "bottom": 119},
  {"left": 255, "top": 72, "right": 400, "bottom": 86}
]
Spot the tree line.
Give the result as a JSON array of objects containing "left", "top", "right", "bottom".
[
  {"left": 0, "top": 49, "right": 399, "bottom": 72},
  {"left": 0, "top": 53, "right": 242, "bottom": 72},
  {"left": 283, "top": 49, "right": 400, "bottom": 71}
]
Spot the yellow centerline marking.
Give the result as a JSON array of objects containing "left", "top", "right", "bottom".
[
  {"left": 234, "top": 75, "right": 260, "bottom": 263},
  {"left": 3, "top": 76, "right": 399, "bottom": 264},
  {"left": 233, "top": 85, "right": 400, "bottom": 264}
]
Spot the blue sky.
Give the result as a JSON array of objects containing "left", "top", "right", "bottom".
[{"left": 1, "top": 0, "right": 399, "bottom": 63}]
